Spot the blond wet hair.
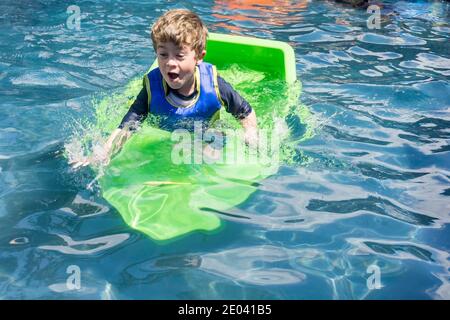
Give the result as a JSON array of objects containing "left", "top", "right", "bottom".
[{"left": 151, "top": 9, "right": 208, "bottom": 58}]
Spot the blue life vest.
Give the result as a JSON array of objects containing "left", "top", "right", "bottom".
[{"left": 144, "top": 62, "right": 223, "bottom": 131}]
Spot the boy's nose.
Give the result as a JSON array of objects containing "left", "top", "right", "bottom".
[{"left": 166, "top": 57, "right": 177, "bottom": 67}]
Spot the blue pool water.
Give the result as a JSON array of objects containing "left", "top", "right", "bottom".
[{"left": 1, "top": 0, "right": 449, "bottom": 299}]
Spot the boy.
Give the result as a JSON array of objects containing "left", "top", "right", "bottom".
[{"left": 72, "top": 9, "right": 258, "bottom": 168}]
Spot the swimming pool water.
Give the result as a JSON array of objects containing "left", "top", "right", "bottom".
[{"left": 0, "top": 0, "right": 449, "bottom": 299}]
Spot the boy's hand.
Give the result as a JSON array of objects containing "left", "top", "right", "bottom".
[
  {"left": 69, "top": 128, "right": 132, "bottom": 170},
  {"left": 69, "top": 157, "right": 91, "bottom": 169},
  {"left": 69, "top": 144, "right": 112, "bottom": 169},
  {"left": 243, "top": 127, "right": 258, "bottom": 149},
  {"left": 69, "top": 149, "right": 110, "bottom": 169},
  {"left": 239, "top": 109, "right": 258, "bottom": 148}
]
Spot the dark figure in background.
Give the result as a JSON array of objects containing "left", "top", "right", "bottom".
[
  {"left": 327, "top": 0, "right": 397, "bottom": 26},
  {"left": 334, "top": 0, "right": 370, "bottom": 8}
]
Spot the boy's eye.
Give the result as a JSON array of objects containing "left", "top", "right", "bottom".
[
  {"left": 159, "top": 53, "right": 168, "bottom": 58},
  {"left": 176, "top": 54, "right": 185, "bottom": 59}
]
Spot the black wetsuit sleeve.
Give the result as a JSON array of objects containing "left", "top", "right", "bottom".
[
  {"left": 118, "top": 83, "right": 149, "bottom": 130},
  {"left": 217, "top": 76, "right": 252, "bottom": 120}
]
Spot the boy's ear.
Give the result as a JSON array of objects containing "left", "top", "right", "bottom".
[{"left": 196, "top": 50, "right": 206, "bottom": 64}]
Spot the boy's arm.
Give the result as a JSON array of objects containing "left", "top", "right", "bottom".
[
  {"left": 102, "top": 127, "right": 133, "bottom": 159},
  {"left": 109, "top": 85, "right": 149, "bottom": 155},
  {"left": 70, "top": 125, "right": 134, "bottom": 169},
  {"left": 118, "top": 86, "right": 149, "bottom": 130},
  {"left": 71, "top": 84, "right": 149, "bottom": 168},
  {"left": 217, "top": 76, "right": 258, "bottom": 146},
  {"left": 239, "top": 109, "right": 258, "bottom": 147}
]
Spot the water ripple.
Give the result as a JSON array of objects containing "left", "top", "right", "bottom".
[
  {"left": 38, "top": 233, "right": 130, "bottom": 256},
  {"left": 306, "top": 196, "right": 437, "bottom": 226}
]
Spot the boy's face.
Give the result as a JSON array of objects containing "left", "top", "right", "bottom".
[{"left": 156, "top": 41, "right": 205, "bottom": 93}]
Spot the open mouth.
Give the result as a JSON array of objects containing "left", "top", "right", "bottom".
[{"left": 167, "top": 72, "right": 179, "bottom": 81}]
